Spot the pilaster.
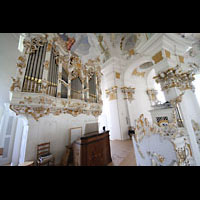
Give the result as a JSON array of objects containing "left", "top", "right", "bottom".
[
  {"left": 152, "top": 51, "right": 200, "bottom": 165},
  {"left": 102, "top": 57, "right": 130, "bottom": 140}
]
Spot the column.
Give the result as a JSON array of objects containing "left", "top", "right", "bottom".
[
  {"left": 153, "top": 58, "right": 200, "bottom": 165},
  {"left": 101, "top": 57, "right": 130, "bottom": 140}
]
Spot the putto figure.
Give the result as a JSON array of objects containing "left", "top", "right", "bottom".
[{"left": 66, "top": 37, "right": 75, "bottom": 51}]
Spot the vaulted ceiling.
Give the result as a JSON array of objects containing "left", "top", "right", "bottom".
[{"left": 57, "top": 33, "right": 155, "bottom": 65}]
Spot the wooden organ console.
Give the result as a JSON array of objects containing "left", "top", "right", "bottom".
[{"left": 73, "top": 131, "right": 112, "bottom": 166}]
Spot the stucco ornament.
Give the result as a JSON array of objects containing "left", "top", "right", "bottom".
[
  {"left": 132, "top": 114, "right": 194, "bottom": 166},
  {"left": 154, "top": 65, "right": 195, "bottom": 92},
  {"left": 9, "top": 33, "right": 103, "bottom": 120}
]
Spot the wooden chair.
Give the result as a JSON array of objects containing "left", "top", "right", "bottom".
[{"left": 36, "top": 142, "right": 55, "bottom": 166}]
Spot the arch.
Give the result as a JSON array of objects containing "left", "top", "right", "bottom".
[
  {"left": 123, "top": 56, "right": 154, "bottom": 127},
  {"left": 193, "top": 73, "right": 200, "bottom": 107}
]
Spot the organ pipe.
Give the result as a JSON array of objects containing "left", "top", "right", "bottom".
[
  {"left": 21, "top": 37, "right": 100, "bottom": 103},
  {"left": 22, "top": 41, "right": 47, "bottom": 93}
]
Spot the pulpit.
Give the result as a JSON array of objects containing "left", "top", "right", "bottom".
[{"left": 72, "top": 131, "right": 112, "bottom": 166}]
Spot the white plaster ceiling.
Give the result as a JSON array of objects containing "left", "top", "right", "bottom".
[{"left": 57, "top": 33, "right": 154, "bottom": 65}]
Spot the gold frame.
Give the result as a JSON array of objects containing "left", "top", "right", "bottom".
[{"left": 68, "top": 127, "right": 82, "bottom": 146}]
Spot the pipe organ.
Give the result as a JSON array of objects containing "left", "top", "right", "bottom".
[
  {"left": 89, "top": 75, "right": 97, "bottom": 103},
  {"left": 22, "top": 40, "right": 47, "bottom": 93},
  {"left": 46, "top": 44, "right": 59, "bottom": 97},
  {"left": 9, "top": 33, "right": 103, "bottom": 121}
]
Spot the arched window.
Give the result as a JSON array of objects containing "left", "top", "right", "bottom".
[
  {"left": 193, "top": 73, "right": 200, "bottom": 106},
  {"left": 153, "top": 78, "right": 166, "bottom": 104},
  {"left": 147, "top": 68, "right": 166, "bottom": 105}
]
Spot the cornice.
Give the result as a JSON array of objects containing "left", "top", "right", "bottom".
[{"left": 135, "top": 33, "right": 194, "bottom": 58}]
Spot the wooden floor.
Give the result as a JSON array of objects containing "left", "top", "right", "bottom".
[{"left": 108, "top": 139, "right": 137, "bottom": 166}]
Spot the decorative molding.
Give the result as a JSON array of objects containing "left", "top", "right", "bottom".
[
  {"left": 132, "top": 68, "right": 145, "bottom": 78},
  {"left": 153, "top": 65, "right": 195, "bottom": 92},
  {"left": 10, "top": 92, "right": 102, "bottom": 120},
  {"left": 146, "top": 89, "right": 160, "bottom": 106},
  {"left": 121, "top": 86, "right": 135, "bottom": 103},
  {"left": 133, "top": 114, "right": 194, "bottom": 166},
  {"left": 165, "top": 49, "right": 171, "bottom": 58},
  {"left": 170, "top": 92, "right": 185, "bottom": 107},
  {"left": 23, "top": 35, "right": 48, "bottom": 54},
  {"left": 10, "top": 77, "right": 21, "bottom": 92},
  {"left": 152, "top": 51, "right": 163, "bottom": 64},
  {"left": 10, "top": 34, "right": 103, "bottom": 119},
  {"left": 105, "top": 86, "right": 118, "bottom": 101},
  {"left": 179, "top": 55, "right": 184, "bottom": 63},
  {"left": 115, "top": 72, "right": 120, "bottom": 79}
]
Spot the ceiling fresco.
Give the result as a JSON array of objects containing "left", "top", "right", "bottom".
[{"left": 57, "top": 33, "right": 154, "bottom": 64}]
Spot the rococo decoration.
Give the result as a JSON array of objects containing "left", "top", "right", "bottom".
[
  {"left": 146, "top": 89, "right": 160, "bottom": 106},
  {"left": 153, "top": 65, "right": 195, "bottom": 92},
  {"left": 9, "top": 33, "right": 103, "bottom": 120},
  {"left": 121, "top": 87, "right": 135, "bottom": 103},
  {"left": 105, "top": 86, "right": 118, "bottom": 101},
  {"left": 133, "top": 114, "right": 194, "bottom": 166}
]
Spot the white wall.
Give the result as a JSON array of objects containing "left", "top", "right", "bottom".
[
  {"left": 25, "top": 113, "right": 97, "bottom": 164},
  {"left": 124, "top": 62, "right": 153, "bottom": 127},
  {"left": 0, "top": 33, "right": 20, "bottom": 120},
  {"left": 181, "top": 90, "right": 200, "bottom": 125},
  {"left": 100, "top": 58, "right": 130, "bottom": 140}
]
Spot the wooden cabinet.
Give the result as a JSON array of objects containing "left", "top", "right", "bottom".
[{"left": 73, "top": 131, "right": 112, "bottom": 166}]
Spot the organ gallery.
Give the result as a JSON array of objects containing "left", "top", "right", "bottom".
[{"left": 1, "top": 33, "right": 200, "bottom": 166}]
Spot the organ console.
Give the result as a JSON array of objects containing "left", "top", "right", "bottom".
[
  {"left": 73, "top": 131, "right": 112, "bottom": 166},
  {"left": 72, "top": 122, "right": 112, "bottom": 166}
]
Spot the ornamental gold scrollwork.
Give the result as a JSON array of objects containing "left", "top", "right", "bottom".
[
  {"left": 147, "top": 151, "right": 165, "bottom": 165},
  {"left": 146, "top": 89, "right": 160, "bottom": 106},
  {"left": 170, "top": 92, "right": 184, "bottom": 107},
  {"left": 132, "top": 68, "right": 145, "bottom": 78},
  {"left": 44, "top": 61, "right": 49, "bottom": 70},
  {"left": 121, "top": 86, "right": 135, "bottom": 102},
  {"left": 153, "top": 66, "right": 195, "bottom": 92},
  {"left": 17, "top": 56, "right": 26, "bottom": 69},
  {"left": 10, "top": 77, "right": 21, "bottom": 92},
  {"left": 105, "top": 86, "right": 118, "bottom": 101},
  {"left": 134, "top": 113, "right": 193, "bottom": 166},
  {"left": 10, "top": 34, "right": 103, "bottom": 120},
  {"left": 23, "top": 36, "right": 48, "bottom": 54}
]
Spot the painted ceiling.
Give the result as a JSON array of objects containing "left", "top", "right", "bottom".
[{"left": 57, "top": 33, "right": 155, "bottom": 65}]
